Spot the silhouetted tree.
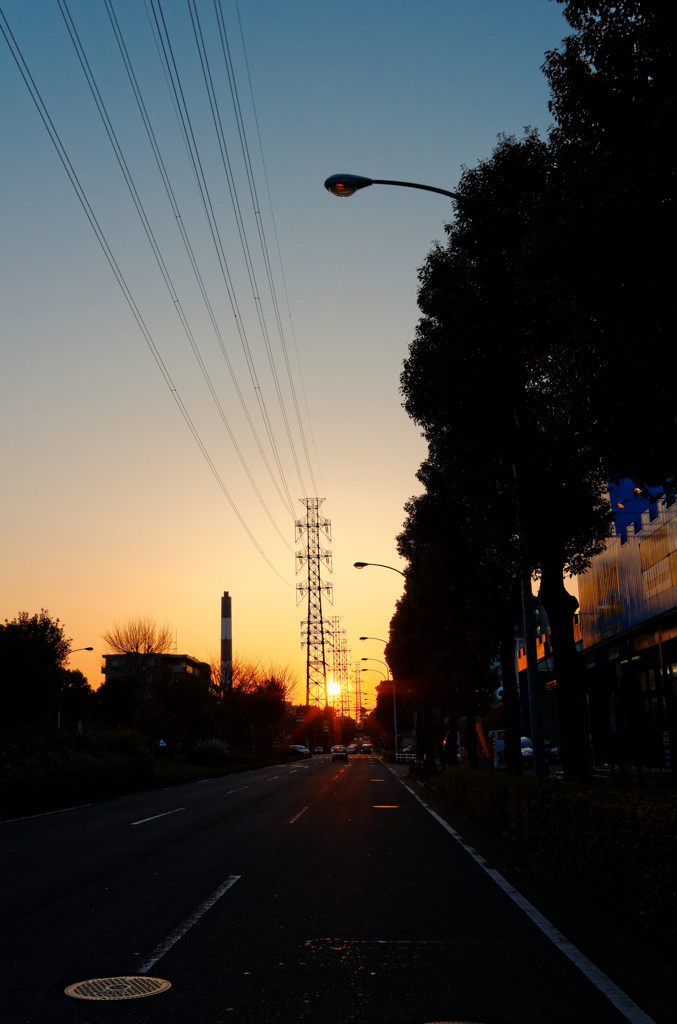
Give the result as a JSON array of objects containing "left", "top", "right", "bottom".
[
  {"left": 55, "top": 668, "right": 94, "bottom": 729},
  {"left": 387, "top": 474, "right": 505, "bottom": 769},
  {"left": 540, "top": 0, "right": 677, "bottom": 491},
  {"left": 0, "top": 610, "right": 71, "bottom": 723},
  {"left": 400, "top": 132, "right": 614, "bottom": 780},
  {"left": 101, "top": 615, "right": 174, "bottom": 704},
  {"left": 102, "top": 615, "right": 174, "bottom": 656}
]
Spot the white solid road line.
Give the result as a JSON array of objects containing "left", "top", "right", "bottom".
[
  {"left": 137, "top": 875, "right": 242, "bottom": 975},
  {"left": 130, "top": 807, "right": 185, "bottom": 826},
  {"left": 288, "top": 806, "right": 309, "bottom": 824},
  {"left": 398, "top": 774, "right": 656, "bottom": 1024}
]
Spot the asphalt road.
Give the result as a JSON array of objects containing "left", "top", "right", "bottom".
[{"left": 0, "top": 754, "right": 669, "bottom": 1024}]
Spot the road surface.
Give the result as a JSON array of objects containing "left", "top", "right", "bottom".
[{"left": 0, "top": 753, "right": 669, "bottom": 1023}]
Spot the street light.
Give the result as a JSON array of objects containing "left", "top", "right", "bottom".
[
  {"left": 58, "top": 647, "right": 94, "bottom": 730},
  {"left": 354, "top": 564, "right": 404, "bottom": 749},
  {"left": 361, "top": 650, "right": 398, "bottom": 757},
  {"left": 354, "top": 561, "right": 405, "bottom": 577},
  {"left": 325, "top": 174, "right": 460, "bottom": 201},
  {"left": 362, "top": 656, "right": 388, "bottom": 673},
  {"left": 333, "top": 174, "right": 546, "bottom": 777}
]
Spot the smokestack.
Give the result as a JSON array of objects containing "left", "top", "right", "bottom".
[{"left": 221, "top": 591, "right": 232, "bottom": 691}]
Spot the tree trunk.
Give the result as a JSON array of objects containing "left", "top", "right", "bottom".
[
  {"left": 500, "top": 632, "right": 523, "bottom": 775},
  {"left": 539, "top": 564, "right": 590, "bottom": 781},
  {"left": 443, "top": 709, "right": 459, "bottom": 767},
  {"left": 464, "top": 701, "right": 479, "bottom": 769}
]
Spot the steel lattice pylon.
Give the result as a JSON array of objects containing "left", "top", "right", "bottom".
[
  {"left": 352, "top": 661, "right": 363, "bottom": 724},
  {"left": 296, "top": 498, "right": 333, "bottom": 706},
  {"left": 329, "top": 616, "right": 350, "bottom": 716}
]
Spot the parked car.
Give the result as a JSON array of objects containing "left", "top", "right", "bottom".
[
  {"left": 288, "top": 744, "right": 311, "bottom": 758},
  {"left": 346, "top": 744, "right": 358, "bottom": 755},
  {"left": 544, "top": 739, "right": 560, "bottom": 764},
  {"left": 520, "top": 736, "right": 534, "bottom": 765},
  {"left": 520, "top": 736, "right": 560, "bottom": 766},
  {"left": 331, "top": 745, "right": 348, "bottom": 762}
]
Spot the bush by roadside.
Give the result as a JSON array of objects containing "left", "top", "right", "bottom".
[
  {"left": 0, "top": 727, "right": 155, "bottom": 817},
  {"left": 0, "top": 729, "right": 301, "bottom": 819},
  {"left": 429, "top": 766, "right": 677, "bottom": 935}
]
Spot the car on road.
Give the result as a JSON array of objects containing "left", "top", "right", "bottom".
[
  {"left": 331, "top": 744, "right": 348, "bottom": 761},
  {"left": 288, "top": 744, "right": 311, "bottom": 758},
  {"left": 314, "top": 746, "right": 324, "bottom": 754},
  {"left": 361, "top": 744, "right": 373, "bottom": 755},
  {"left": 346, "top": 744, "right": 358, "bottom": 755}
]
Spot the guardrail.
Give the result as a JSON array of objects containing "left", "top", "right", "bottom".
[{"left": 394, "top": 752, "right": 415, "bottom": 764}]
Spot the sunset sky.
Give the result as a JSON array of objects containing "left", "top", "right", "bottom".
[{"left": 1, "top": 0, "right": 570, "bottom": 705}]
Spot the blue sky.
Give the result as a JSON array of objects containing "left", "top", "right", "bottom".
[{"left": 0, "top": 0, "right": 571, "bottom": 700}]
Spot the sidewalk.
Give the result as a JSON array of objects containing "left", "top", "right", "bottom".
[{"left": 386, "top": 760, "right": 676, "bottom": 1024}]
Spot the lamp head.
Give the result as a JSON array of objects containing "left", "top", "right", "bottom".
[
  {"left": 353, "top": 562, "right": 368, "bottom": 569},
  {"left": 324, "top": 174, "right": 374, "bottom": 198}
]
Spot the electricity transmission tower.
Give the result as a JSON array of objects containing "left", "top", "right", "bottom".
[
  {"left": 296, "top": 498, "right": 333, "bottom": 707},
  {"left": 353, "top": 661, "right": 363, "bottom": 723},
  {"left": 330, "top": 616, "right": 350, "bottom": 716}
]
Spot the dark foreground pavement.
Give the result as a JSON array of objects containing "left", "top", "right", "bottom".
[{"left": 392, "top": 762, "right": 677, "bottom": 1024}]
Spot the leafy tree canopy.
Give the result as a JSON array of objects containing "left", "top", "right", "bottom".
[
  {"left": 0, "top": 610, "right": 72, "bottom": 723},
  {"left": 541, "top": 0, "right": 677, "bottom": 490}
]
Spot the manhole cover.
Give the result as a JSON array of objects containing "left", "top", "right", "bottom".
[{"left": 64, "top": 976, "right": 171, "bottom": 1000}]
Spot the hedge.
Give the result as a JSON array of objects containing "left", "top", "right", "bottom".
[{"left": 430, "top": 767, "right": 677, "bottom": 934}]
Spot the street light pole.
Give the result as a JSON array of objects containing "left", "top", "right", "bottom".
[
  {"left": 353, "top": 563, "right": 403, "bottom": 753},
  {"left": 335, "top": 174, "right": 546, "bottom": 777},
  {"left": 360, "top": 649, "right": 398, "bottom": 757},
  {"left": 59, "top": 646, "right": 94, "bottom": 730},
  {"left": 354, "top": 561, "right": 405, "bottom": 576},
  {"left": 325, "top": 174, "right": 460, "bottom": 201}
]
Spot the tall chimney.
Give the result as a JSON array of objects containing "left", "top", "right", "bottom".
[{"left": 220, "top": 591, "right": 232, "bottom": 691}]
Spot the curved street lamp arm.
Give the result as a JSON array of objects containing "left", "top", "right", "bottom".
[
  {"left": 372, "top": 178, "right": 460, "bottom": 200},
  {"left": 354, "top": 561, "right": 405, "bottom": 577},
  {"left": 325, "top": 173, "right": 460, "bottom": 201}
]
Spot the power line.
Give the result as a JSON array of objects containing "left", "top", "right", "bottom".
[
  {"left": 148, "top": 0, "right": 298, "bottom": 518},
  {"left": 89, "top": 0, "right": 296, "bottom": 550},
  {"left": 0, "top": 3, "right": 291, "bottom": 585},
  {"left": 231, "top": 0, "right": 320, "bottom": 497}
]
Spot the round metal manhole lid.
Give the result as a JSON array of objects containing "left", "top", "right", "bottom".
[{"left": 64, "top": 976, "right": 171, "bottom": 1000}]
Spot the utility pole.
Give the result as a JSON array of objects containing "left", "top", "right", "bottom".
[{"left": 296, "top": 498, "right": 333, "bottom": 707}]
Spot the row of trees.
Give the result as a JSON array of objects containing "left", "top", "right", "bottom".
[
  {"left": 387, "top": 2, "right": 677, "bottom": 779},
  {"left": 1, "top": 611, "right": 299, "bottom": 758}
]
